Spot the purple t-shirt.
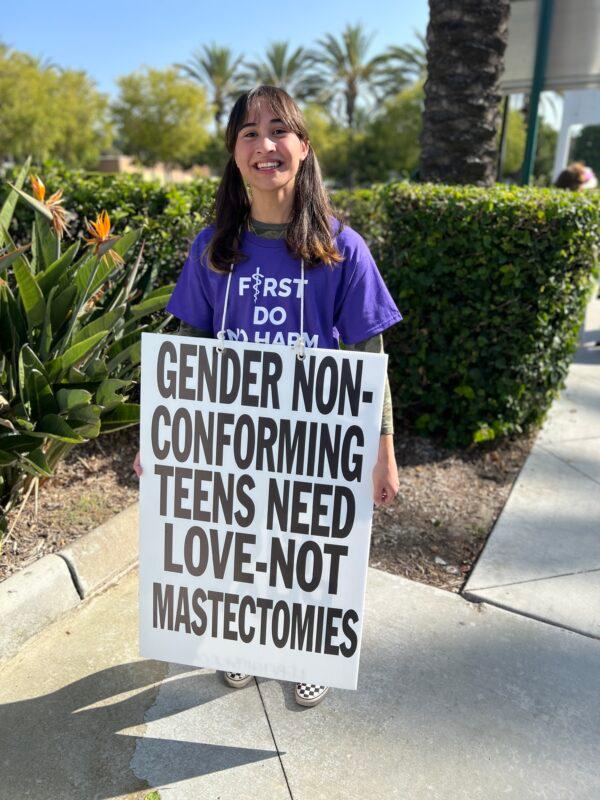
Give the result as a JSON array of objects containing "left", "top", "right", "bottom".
[{"left": 166, "top": 223, "right": 402, "bottom": 350}]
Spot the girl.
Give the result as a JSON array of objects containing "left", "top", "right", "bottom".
[{"left": 134, "top": 84, "right": 402, "bottom": 707}]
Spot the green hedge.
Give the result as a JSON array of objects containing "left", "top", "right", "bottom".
[
  {"left": 335, "top": 183, "right": 599, "bottom": 445},
  {"left": 4, "top": 166, "right": 599, "bottom": 447}
]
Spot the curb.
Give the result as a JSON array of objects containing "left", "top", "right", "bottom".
[{"left": 0, "top": 502, "right": 139, "bottom": 664}]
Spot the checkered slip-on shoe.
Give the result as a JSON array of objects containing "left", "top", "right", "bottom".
[
  {"left": 294, "top": 683, "right": 330, "bottom": 707},
  {"left": 222, "top": 671, "right": 254, "bottom": 689}
]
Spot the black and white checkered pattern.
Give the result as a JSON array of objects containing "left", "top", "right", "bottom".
[{"left": 295, "top": 683, "right": 328, "bottom": 700}]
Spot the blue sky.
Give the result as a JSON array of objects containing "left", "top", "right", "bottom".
[{"left": 3, "top": 0, "right": 429, "bottom": 99}]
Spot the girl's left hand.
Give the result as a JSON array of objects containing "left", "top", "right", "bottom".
[{"left": 372, "top": 435, "right": 400, "bottom": 506}]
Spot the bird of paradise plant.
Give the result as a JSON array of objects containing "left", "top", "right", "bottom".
[
  {"left": 84, "top": 210, "right": 125, "bottom": 267},
  {"left": 29, "top": 174, "right": 70, "bottom": 239},
  {"left": 0, "top": 161, "right": 174, "bottom": 536}
]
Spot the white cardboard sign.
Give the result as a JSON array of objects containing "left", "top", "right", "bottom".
[{"left": 138, "top": 332, "right": 386, "bottom": 690}]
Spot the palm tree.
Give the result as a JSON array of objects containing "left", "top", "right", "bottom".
[
  {"left": 240, "top": 41, "right": 324, "bottom": 102},
  {"left": 381, "top": 31, "right": 428, "bottom": 84},
  {"left": 176, "top": 44, "right": 245, "bottom": 131},
  {"left": 311, "top": 23, "right": 398, "bottom": 129},
  {"left": 420, "top": 0, "right": 511, "bottom": 185}
]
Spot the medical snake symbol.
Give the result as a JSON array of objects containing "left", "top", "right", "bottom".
[{"left": 252, "top": 266, "right": 263, "bottom": 303}]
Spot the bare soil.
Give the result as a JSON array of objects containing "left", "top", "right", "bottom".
[{"left": 1, "top": 425, "right": 538, "bottom": 592}]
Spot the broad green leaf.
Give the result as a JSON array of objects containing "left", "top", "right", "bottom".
[
  {"left": 69, "top": 418, "right": 101, "bottom": 438},
  {"left": 6, "top": 182, "right": 53, "bottom": 220},
  {"left": 110, "top": 228, "right": 141, "bottom": 260},
  {"left": 44, "top": 356, "right": 63, "bottom": 383},
  {"left": 17, "top": 347, "right": 29, "bottom": 412},
  {"left": 0, "top": 157, "right": 30, "bottom": 248},
  {"left": 21, "top": 344, "right": 50, "bottom": 381},
  {"left": 13, "top": 258, "right": 45, "bottom": 328},
  {"left": 34, "top": 211, "right": 60, "bottom": 271},
  {"left": 50, "top": 285, "right": 77, "bottom": 332},
  {"left": 0, "top": 433, "right": 40, "bottom": 453},
  {"left": 100, "top": 403, "right": 140, "bottom": 432},
  {"left": 75, "top": 229, "right": 141, "bottom": 300},
  {"left": 84, "top": 358, "right": 109, "bottom": 380},
  {"left": 74, "top": 252, "right": 105, "bottom": 295},
  {"left": 66, "top": 367, "right": 87, "bottom": 383},
  {"left": 26, "top": 369, "right": 57, "bottom": 419},
  {"left": 61, "top": 332, "right": 107, "bottom": 372},
  {"left": 37, "top": 242, "right": 80, "bottom": 295},
  {"left": 130, "top": 294, "right": 171, "bottom": 319},
  {"left": 39, "top": 285, "right": 58, "bottom": 361},
  {"left": 20, "top": 446, "right": 53, "bottom": 478},
  {"left": 0, "top": 244, "right": 31, "bottom": 275},
  {"left": 68, "top": 404, "right": 101, "bottom": 422},
  {"left": 68, "top": 404, "right": 102, "bottom": 437},
  {"left": 57, "top": 388, "right": 92, "bottom": 412},
  {"left": 107, "top": 340, "right": 141, "bottom": 371},
  {"left": 29, "top": 414, "right": 84, "bottom": 443},
  {"left": 0, "top": 219, "right": 32, "bottom": 277},
  {"left": 0, "top": 449, "right": 17, "bottom": 466},
  {"left": 72, "top": 306, "right": 126, "bottom": 346},
  {"left": 96, "top": 379, "right": 130, "bottom": 411},
  {"left": 143, "top": 283, "right": 175, "bottom": 301},
  {"left": 123, "top": 239, "right": 145, "bottom": 299},
  {"left": 2, "top": 283, "right": 27, "bottom": 344},
  {"left": 106, "top": 330, "right": 140, "bottom": 360}
]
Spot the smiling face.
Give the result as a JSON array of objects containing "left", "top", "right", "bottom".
[{"left": 233, "top": 101, "right": 309, "bottom": 195}]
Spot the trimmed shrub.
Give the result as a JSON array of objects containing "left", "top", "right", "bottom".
[{"left": 336, "top": 183, "right": 600, "bottom": 445}]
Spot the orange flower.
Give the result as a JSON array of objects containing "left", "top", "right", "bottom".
[
  {"left": 29, "top": 174, "right": 69, "bottom": 239},
  {"left": 30, "top": 175, "right": 46, "bottom": 202},
  {"left": 84, "top": 210, "right": 124, "bottom": 267}
]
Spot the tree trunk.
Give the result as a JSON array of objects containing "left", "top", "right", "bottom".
[{"left": 421, "top": 0, "right": 510, "bottom": 185}]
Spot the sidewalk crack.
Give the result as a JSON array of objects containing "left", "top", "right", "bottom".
[
  {"left": 537, "top": 444, "right": 600, "bottom": 487},
  {"left": 466, "top": 565, "right": 600, "bottom": 592},
  {"left": 255, "top": 679, "right": 294, "bottom": 800}
]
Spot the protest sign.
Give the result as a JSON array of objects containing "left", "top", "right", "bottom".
[{"left": 138, "top": 332, "right": 387, "bottom": 690}]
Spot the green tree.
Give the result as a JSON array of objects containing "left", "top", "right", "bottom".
[
  {"left": 176, "top": 44, "right": 245, "bottom": 131},
  {"left": 311, "top": 23, "right": 399, "bottom": 129},
  {"left": 301, "top": 104, "right": 357, "bottom": 186},
  {"left": 196, "top": 132, "right": 229, "bottom": 174},
  {"left": 500, "top": 114, "right": 557, "bottom": 184},
  {"left": 501, "top": 109, "right": 527, "bottom": 177},
  {"left": 534, "top": 120, "right": 558, "bottom": 185},
  {"left": 241, "top": 41, "right": 324, "bottom": 102},
  {"left": 112, "top": 67, "right": 211, "bottom": 167},
  {"left": 50, "top": 69, "right": 113, "bottom": 166},
  {"left": 0, "top": 44, "right": 111, "bottom": 167},
  {"left": 377, "top": 32, "right": 428, "bottom": 87},
  {"left": 353, "top": 82, "right": 424, "bottom": 185}
]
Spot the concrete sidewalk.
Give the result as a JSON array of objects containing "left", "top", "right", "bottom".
[
  {"left": 1, "top": 566, "right": 600, "bottom": 800},
  {"left": 463, "top": 287, "right": 600, "bottom": 638}
]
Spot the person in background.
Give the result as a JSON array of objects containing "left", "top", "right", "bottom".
[{"left": 555, "top": 161, "right": 598, "bottom": 191}]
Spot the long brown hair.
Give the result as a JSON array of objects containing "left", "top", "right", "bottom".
[{"left": 205, "top": 85, "right": 343, "bottom": 273}]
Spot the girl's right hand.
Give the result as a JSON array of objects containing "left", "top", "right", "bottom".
[{"left": 133, "top": 450, "right": 142, "bottom": 477}]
